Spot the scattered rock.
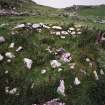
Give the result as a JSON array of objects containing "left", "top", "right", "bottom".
[
  {"left": 86, "top": 58, "right": 90, "bottom": 62},
  {"left": 50, "top": 60, "right": 61, "bottom": 68},
  {"left": 9, "top": 42, "right": 15, "bottom": 48},
  {"left": 56, "top": 31, "right": 61, "bottom": 36},
  {"left": 61, "top": 52, "right": 72, "bottom": 63},
  {"left": 52, "top": 26, "right": 62, "bottom": 30},
  {"left": 31, "top": 83, "right": 35, "bottom": 89},
  {"left": 7, "top": 59, "right": 12, "bottom": 63},
  {"left": 60, "top": 36, "right": 66, "bottom": 39},
  {"left": 93, "top": 70, "right": 99, "bottom": 80},
  {"left": 14, "top": 24, "right": 25, "bottom": 29},
  {"left": 61, "top": 31, "right": 69, "bottom": 35},
  {"left": 24, "top": 58, "right": 33, "bottom": 69},
  {"left": 77, "top": 31, "right": 82, "bottom": 35},
  {"left": 0, "top": 54, "right": 4, "bottom": 61},
  {"left": 57, "top": 80, "right": 65, "bottom": 96},
  {"left": 0, "top": 36, "right": 5, "bottom": 43},
  {"left": 89, "top": 62, "right": 93, "bottom": 67},
  {"left": 69, "top": 63, "right": 76, "bottom": 69},
  {"left": 71, "top": 31, "right": 76, "bottom": 35},
  {"left": 32, "top": 24, "right": 41, "bottom": 29},
  {"left": 5, "top": 52, "right": 15, "bottom": 59},
  {"left": 41, "top": 23, "right": 50, "bottom": 29},
  {"left": 74, "top": 77, "right": 81, "bottom": 85},
  {"left": 100, "top": 69, "right": 104, "bottom": 75},
  {"left": 5, "top": 70, "right": 8, "bottom": 74},
  {"left": 9, "top": 88, "right": 17, "bottom": 95},
  {"left": 41, "top": 69, "right": 46, "bottom": 74},
  {"left": 16, "top": 46, "right": 23, "bottom": 52},
  {"left": 5, "top": 87, "right": 17, "bottom": 95},
  {"left": 69, "top": 27, "right": 75, "bottom": 31},
  {"left": 43, "top": 98, "right": 65, "bottom": 105},
  {"left": 5, "top": 87, "right": 9, "bottom": 93},
  {"left": 58, "top": 68, "right": 63, "bottom": 72}
]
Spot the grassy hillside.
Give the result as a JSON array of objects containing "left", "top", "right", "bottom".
[
  {"left": 0, "top": 0, "right": 59, "bottom": 16},
  {"left": 0, "top": 18, "right": 105, "bottom": 105},
  {"left": 0, "top": 1, "right": 105, "bottom": 105},
  {"left": 64, "top": 5, "right": 105, "bottom": 17},
  {"left": 78, "top": 5, "right": 105, "bottom": 16}
]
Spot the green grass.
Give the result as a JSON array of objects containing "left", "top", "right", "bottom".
[
  {"left": 0, "top": 3, "right": 105, "bottom": 104},
  {"left": 0, "top": 18, "right": 105, "bottom": 105},
  {"left": 78, "top": 5, "right": 105, "bottom": 16}
]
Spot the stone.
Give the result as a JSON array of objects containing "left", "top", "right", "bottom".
[
  {"left": 5, "top": 87, "right": 9, "bottom": 93},
  {"left": 61, "top": 52, "right": 72, "bottom": 63},
  {"left": 5, "top": 52, "right": 15, "bottom": 59},
  {"left": 57, "top": 48, "right": 65, "bottom": 55},
  {"left": 56, "top": 31, "right": 61, "bottom": 36},
  {"left": 69, "top": 63, "right": 76, "bottom": 69},
  {"left": 7, "top": 59, "right": 12, "bottom": 63},
  {"left": 86, "top": 58, "right": 90, "bottom": 62},
  {"left": 11, "top": 31, "right": 16, "bottom": 35},
  {"left": 41, "top": 69, "right": 46, "bottom": 74},
  {"left": 100, "top": 69, "right": 104, "bottom": 75},
  {"left": 14, "top": 24, "right": 25, "bottom": 29},
  {"left": 5, "top": 70, "right": 8, "bottom": 74},
  {"left": 76, "top": 28, "right": 81, "bottom": 31},
  {"left": 31, "top": 83, "right": 35, "bottom": 89},
  {"left": 61, "top": 31, "right": 69, "bottom": 35},
  {"left": 43, "top": 98, "right": 65, "bottom": 105},
  {"left": 0, "top": 54, "right": 4, "bottom": 61},
  {"left": 69, "top": 27, "right": 75, "bottom": 31},
  {"left": 24, "top": 58, "right": 33, "bottom": 69},
  {"left": 58, "top": 68, "right": 63, "bottom": 72},
  {"left": 52, "top": 26, "right": 62, "bottom": 30},
  {"left": 74, "top": 24, "right": 82, "bottom": 28},
  {"left": 9, "top": 42, "right": 15, "bottom": 48},
  {"left": 16, "top": 46, "right": 23, "bottom": 52},
  {"left": 60, "top": 36, "right": 66, "bottom": 39},
  {"left": 0, "top": 36, "right": 5, "bottom": 43},
  {"left": 9, "top": 88, "right": 17, "bottom": 94},
  {"left": 32, "top": 24, "right": 41, "bottom": 29},
  {"left": 37, "top": 29, "right": 42, "bottom": 32},
  {"left": 93, "top": 70, "right": 99, "bottom": 80},
  {"left": 71, "top": 31, "right": 76, "bottom": 35},
  {"left": 27, "top": 23, "right": 31, "bottom": 25},
  {"left": 68, "top": 30, "right": 71, "bottom": 33},
  {"left": 41, "top": 24, "right": 50, "bottom": 29},
  {"left": 50, "top": 60, "right": 61, "bottom": 68},
  {"left": 74, "top": 77, "right": 81, "bottom": 85},
  {"left": 57, "top": 80, "right": 65, "bottom": 96},
  {"left": 89, "top": 62, "right": 93, "bottom": 67},
  {"left": 77, "top": 31, "right": 82, "bottom": 35}
]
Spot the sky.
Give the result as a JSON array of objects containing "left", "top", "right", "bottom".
[{"left": 32, "top": 0, "right": 105, "bottom": 8}]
